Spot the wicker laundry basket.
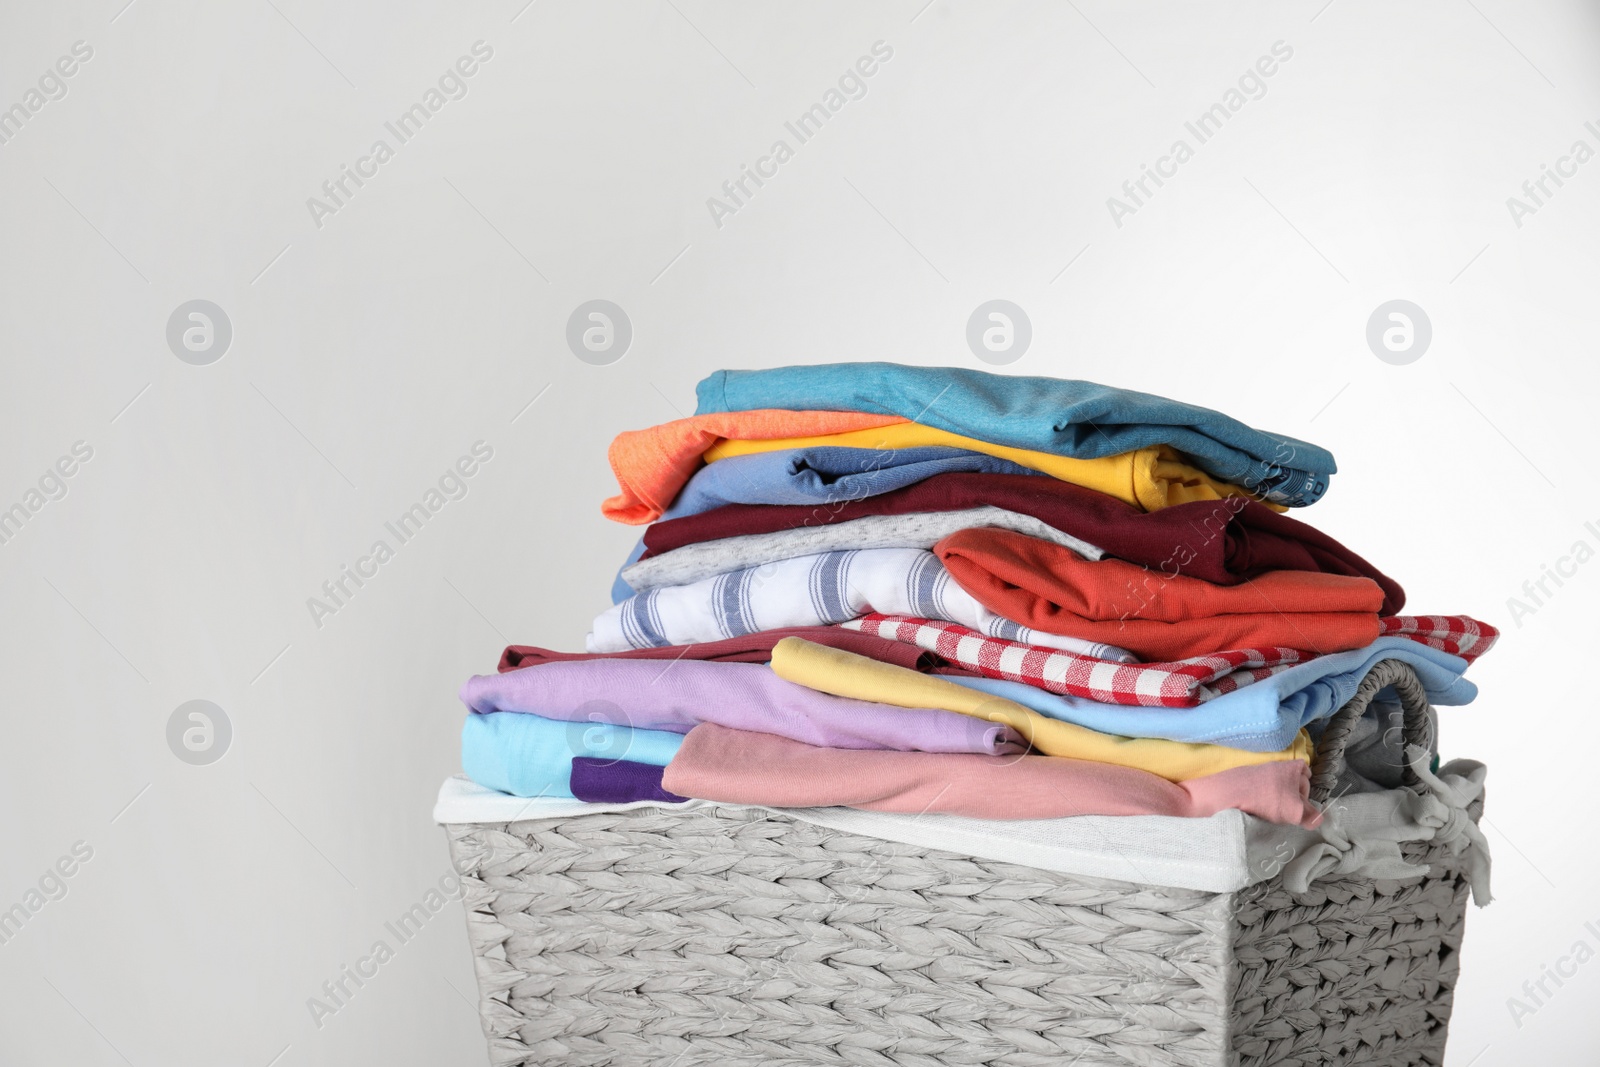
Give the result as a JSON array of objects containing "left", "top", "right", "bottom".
[{"left": 444, "top": 660, "right": 1481, "bottom": 1067}]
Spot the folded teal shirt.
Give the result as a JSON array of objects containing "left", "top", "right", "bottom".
[
  {"left": 461, "top": 711, "right": 683, "bottom": 798},
  {"left": 694, "top": 363, "right": 1336, "bottom": 506}
]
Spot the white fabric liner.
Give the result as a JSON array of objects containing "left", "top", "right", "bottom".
[
  {"left": 438, "top": 775, "right": 1262, "bottom": 892},
  {"left": 436, "top": 755, "right": 1489, "bottom": 897}
]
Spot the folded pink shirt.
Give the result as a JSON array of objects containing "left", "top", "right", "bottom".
[{"left": 661, "top": 723, "right": 1319, "bottom": 826}]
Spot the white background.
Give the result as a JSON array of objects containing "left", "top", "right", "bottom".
[{"left": 2, "top": 1, "right": 1598, "bottom": 1064}]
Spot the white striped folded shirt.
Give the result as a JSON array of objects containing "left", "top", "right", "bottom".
[{"left": 589, "top": 547, "right": 1134, "bottom": 662}]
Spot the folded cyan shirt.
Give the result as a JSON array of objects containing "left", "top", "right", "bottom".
[
  {"left": 460, "top": 710, "right": 683, "bottom": 798},
  {"left": 695, "top": 363, "right": 1335, "bottom": 506}
]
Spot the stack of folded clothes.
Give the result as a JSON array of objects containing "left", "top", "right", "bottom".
[{"left": 458, "top": 363, "right": 1496, "bottom": 830}]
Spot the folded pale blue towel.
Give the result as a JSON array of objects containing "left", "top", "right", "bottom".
[
  {"left": 695, "top": 363, "right": 1335, "bottom": 506},
  {"left": 461, "top": 711, "right": 683, "bottom": 798},
  {"left": 611, "top": 445, "right": 1040, "bottom": 602},
  {"left": 940, "top": 637, "right": 1477, "bottom": 752}
]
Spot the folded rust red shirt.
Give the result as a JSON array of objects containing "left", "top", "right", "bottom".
[
  {"left": 934, "top": 527, "right": 1384, "bottom": 661},
  {"left": 638, "top": 471, "right": 1404, "bottom": 613},
  {"left": 497, "top": 626, "right": 963, "bottom": 674}
]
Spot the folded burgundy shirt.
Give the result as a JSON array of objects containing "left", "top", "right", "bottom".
[
  {"left": 498, "top": 625, "right": 963, "bottom": 674},
  {"left": 639, "top": 472, "right": 1404, "bottom": 613}
]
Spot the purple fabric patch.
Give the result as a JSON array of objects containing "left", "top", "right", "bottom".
[
  {"left": 460, "top": 658, "right": 1025, "bottom": 755},
  {"left": 570, "top": 758, "right": 687, "bottom": 804}
]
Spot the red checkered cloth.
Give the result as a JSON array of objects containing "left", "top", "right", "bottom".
[
  {"left": 1381, "top": 615, "right": 1498, "bottom": 663},
  {"left": 841, "top": 615, "right": 1308, "bottom": 707},
  {"left": 842, "top": 613, "right": 1498, "bottom": 708}
]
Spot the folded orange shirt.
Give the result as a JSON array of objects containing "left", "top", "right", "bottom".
[
  {"left": 602, "top": 410, "right": 906, "bottom": 524},
  {"left": 934, "top": 527, "right": 1384, "bottom": 660}
]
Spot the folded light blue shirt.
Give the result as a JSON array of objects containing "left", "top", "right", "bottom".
[
  {"left": 695, "top": 363, "right": 1335, "bottom": 506},
  {"left": 939, "top": 638, "right": 1477, "bottom": 752},
  {"left": 461, "top": 711, "right": 683, "bottom": 798},
  {"left": 611, "top": 445, "right": 1041, "bottom": 602}
]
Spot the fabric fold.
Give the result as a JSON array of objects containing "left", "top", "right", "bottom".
[
  {"left": 621, "top": 506, "right": 1104, "bottom": 593},
  {"left": 1382, "top": 615, "right": 1498, "bottom": 662},
  {"left": 1275, "top": 754, "right": 1490, "bottom": 905},
  {"left": 570, "top": 758, "right": 686, "bottom": 804},
  {"left": 843, "top": 614, "right": 1307, "bottom": 707},
  {"left": 460, "top": 711, "right": 683, "bottom": 799},
  {"left": 609, "top": 445, "right": 1046, "bottom": 602},
  {"left": 649, "top": 444, "right": 1046, "bottom": 518},
  {"left": 462, "top": 659, "right": 1026, "bottom": 755},
  {"left": 767, "top": 637, "right": 1312, "bottom": 780},
  {"left": 497, "top": 625, "right": 953, "bottom": 674},
  {"left": 934, "top": 527, "right": 1383, "bottom": 660},
  {"left": 936, "top": 639, "right": 1482, "bottom": 751},
  {"left": 590, "top": 548, "right": 1135, "bottom": 661},
  {"left": 695, "top": 363, "right": 1335, "bottom": 505},
  {"left": 604, "top": 409, "right": 905, "bottom": 524},
  {"left": 704, "top": 424, "right": 1280, "bottom": 513},
  {"left": 638, "top": 471, "right": 1403, "bottom": 612},
  {"left": 660, "top": 723, "right": 1319, "bottom": 825}
]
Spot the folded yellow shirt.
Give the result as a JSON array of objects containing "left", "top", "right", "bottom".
[
  {"left": 704, "top": 422, "right": 1284, "bottom": 513},
  {"left": 769, "top": 637, "right": 1313, "bottom": 782}
]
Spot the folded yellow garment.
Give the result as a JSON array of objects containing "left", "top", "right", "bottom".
[
  {"left": 704, "top": 422, "right": 1285, "bottom": 513},
  {"left": 769, "top": 637, "right": 1313, "bottom": 781}
]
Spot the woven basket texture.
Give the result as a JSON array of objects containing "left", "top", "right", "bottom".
[{"left": 445, "top": 800, "right": 1476, "bottom": 1067}]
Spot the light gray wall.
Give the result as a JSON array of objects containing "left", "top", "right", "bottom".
[{"left": 1, "top": 1, "right": 1596, "bottom": 1064}]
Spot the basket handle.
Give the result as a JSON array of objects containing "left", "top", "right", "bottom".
[{"left": 1307, "top": 658, "right": 1431, "bottom": 806}]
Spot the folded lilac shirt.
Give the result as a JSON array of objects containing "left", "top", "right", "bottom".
[{"left": 460, "top": 660, "right": 1025, "bottom": 755}]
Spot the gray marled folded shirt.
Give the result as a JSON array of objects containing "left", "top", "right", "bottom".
[{"left": 620, "top": 507, "right": 1103, "bottom": 593}]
